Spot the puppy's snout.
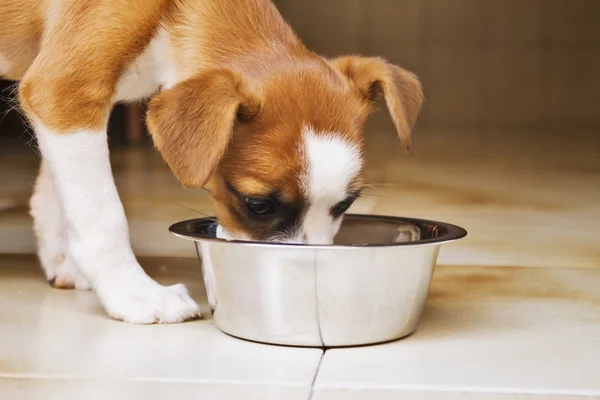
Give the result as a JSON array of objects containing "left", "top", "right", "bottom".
[{"left": 302, "top": 232, "right": 333, "bottom": 245}]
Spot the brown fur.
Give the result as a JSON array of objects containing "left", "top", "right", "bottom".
[
  {"left": 147, "top": 68, "right": 261, "bottom": 189},
  {"left": 15, "top": 0, "right": 169, "bottom": 131},
  {"left": 201, "top": 62, "right": 372, "bottom": 238},
  {"left": 332, "top": 56, "right": 425, "bottom": 152},
  {"left": 1, "top": 0, "right": 424, "bottom": 240},
  {"left": 0, "top": 0, "right": 44, "bottom": 80}
]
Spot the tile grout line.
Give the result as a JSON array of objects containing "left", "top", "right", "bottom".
[
  {"left": 314, "top": 249, "right": 325, "bottom": 347},
  {"left": 308, "top": 248, "right": 325, "bottom": 400},
  {"left": 315, "top": 382, "right": 600, "bottom": 398},
  {"left": 307, "top": 350, "right": 325, "bottom": 400},
  {"left": 0, "top": 374, "right": 308, "bottom": 387}
]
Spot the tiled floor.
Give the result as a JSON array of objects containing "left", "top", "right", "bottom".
[
  {"left": 0, "top": 255, "right": 321, "bottom": 399},
  {"left": 2, "top": 128, "right": 599, "bottom": 268},
  {"left": 315, "top": 266, "right": 600, "bottom": 399},
  {"left": 1, "top": 127, "right": 599, "bottom": 399},
  {"left": 1, "top": 256, "right": 599, "bottom": 399}
]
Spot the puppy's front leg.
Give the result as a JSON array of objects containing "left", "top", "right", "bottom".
[
  {"left": 29, "top": 124, "right": 200, "bottom": 323},
  {"left": 30, "top": 160, "right": 90, "bottom": 290},
  {"left": 16, "top": 0, "right": 200, "bottom": 323}
]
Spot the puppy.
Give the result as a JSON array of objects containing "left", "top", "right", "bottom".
[{"left": 0, "top": 0, "right": 423, "bottom": 323}]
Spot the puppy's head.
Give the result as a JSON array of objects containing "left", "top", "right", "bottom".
[{"left": 147, "top": 56, "right": 423, "bottom": 244}]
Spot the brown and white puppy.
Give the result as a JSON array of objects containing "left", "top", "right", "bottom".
[{"left": 0, "top": 0, "right": 423, "bottom": 323}]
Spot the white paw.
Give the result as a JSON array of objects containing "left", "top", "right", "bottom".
[
  {"left": 101, "top": 282, "right": 202, "bottom": 324},
  {"left": 43, "top": 253, "right": 91, "bottom": 290}
]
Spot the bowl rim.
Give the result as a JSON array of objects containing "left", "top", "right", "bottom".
[{"left": 168, "top": 214, "right": 467, "bottom": 249}]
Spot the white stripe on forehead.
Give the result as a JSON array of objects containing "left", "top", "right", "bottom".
[
  {"left": 299, "top": 127, "right": 362, "bottom": 244},
  {"left": 302, "top": 128, "right": 362, "bottom": 201}
]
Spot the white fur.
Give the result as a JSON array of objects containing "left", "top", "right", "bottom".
[
  {"left": 23, "top": 29, "right": 197, "bottom": 323},
  {"left": 216, "top": 224, "right": 233, "bottom": 241},
  {"left": 30, "top": 161, "right": 90, "bottom": 289},
  {"left": 300, "top": 128, "right": 362, "bottom": 244},
  {"left": 0, "top": 52, "right": 9, "bottom": 76},
  {"left": 114, "top": 28, "right": 179, "bottom": 102},
  {"left": 33, "top": 124, "right": 200, "bottom": 323}
]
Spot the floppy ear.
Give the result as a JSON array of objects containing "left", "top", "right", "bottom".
[
  {"left": 331, "top": 56, "right": 424, "bottom": 152},
  {"left": 146, "top": 69, "right": 260, "bottom": 188}
]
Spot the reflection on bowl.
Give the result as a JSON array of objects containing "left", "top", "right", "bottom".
[{"left": 170, "top": 214, "right": 467, "bottom": 347}]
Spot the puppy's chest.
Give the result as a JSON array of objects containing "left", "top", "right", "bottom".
[{"left": 114, "top": 29, "right": 178, "bottom": 103}]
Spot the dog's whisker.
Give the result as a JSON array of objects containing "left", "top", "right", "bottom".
[
  {"left": 364, "top": 182, "right": 396, "bottom": 187},
  {"left": 362, "top": 182, "right": 400, "bottom": 197},
  {"left": 360, "top": 192, "right": 391, "bottom": 199},
  {"left": 363, "top": 182, "right": 398, "bottom": 191},
  {"left": 177, "top": 204, "right": 213, "bottom": 218}
]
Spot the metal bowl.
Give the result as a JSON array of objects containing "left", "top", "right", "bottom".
[{"left": 170, "top": 214, "right": 467, "bottom": 348}]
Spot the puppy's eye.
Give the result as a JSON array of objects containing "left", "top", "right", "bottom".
[
  {"left": 331, "top": 196, "right": 357, "bottom": 218},
  {"left": 244, "top": 197, "right": 276, "bottom": 215}
]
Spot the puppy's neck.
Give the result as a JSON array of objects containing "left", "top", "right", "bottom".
[{"left": 161, "top": 0, "right": 316, "bottom": 86}]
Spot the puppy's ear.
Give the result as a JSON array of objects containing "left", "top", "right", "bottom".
[
  {"left": 146, "top": 69, "right": 260, "bottom": 188},
  {"left": 331, "top": 56, "right": 424, "bottom": 152}
]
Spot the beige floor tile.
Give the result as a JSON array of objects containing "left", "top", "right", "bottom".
[
  {"left": 1, "top": 127, "right": 599, "bottom": 268},
  {"left": 0, "top": 378, "right": 311, "bottom": 400},
  {"left": 315, "top": 265, "right": 600, "bottom": 396},
  {"left": 313, "top": 388, "right": 595, "bottom": 400},
  {"left": 0, "top": 255, "right": 322, "bottom": 386}
]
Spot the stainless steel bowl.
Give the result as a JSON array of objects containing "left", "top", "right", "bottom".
[{"left": 170, "top": 214, "right": 466, "bottom": 347}]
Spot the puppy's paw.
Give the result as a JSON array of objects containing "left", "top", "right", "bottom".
[
  {"left": 101, "top": 282, "right": 202, "bottom": 324},
  {"left": 46, "top": 254, "right": 91, "bottom": 290}
]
